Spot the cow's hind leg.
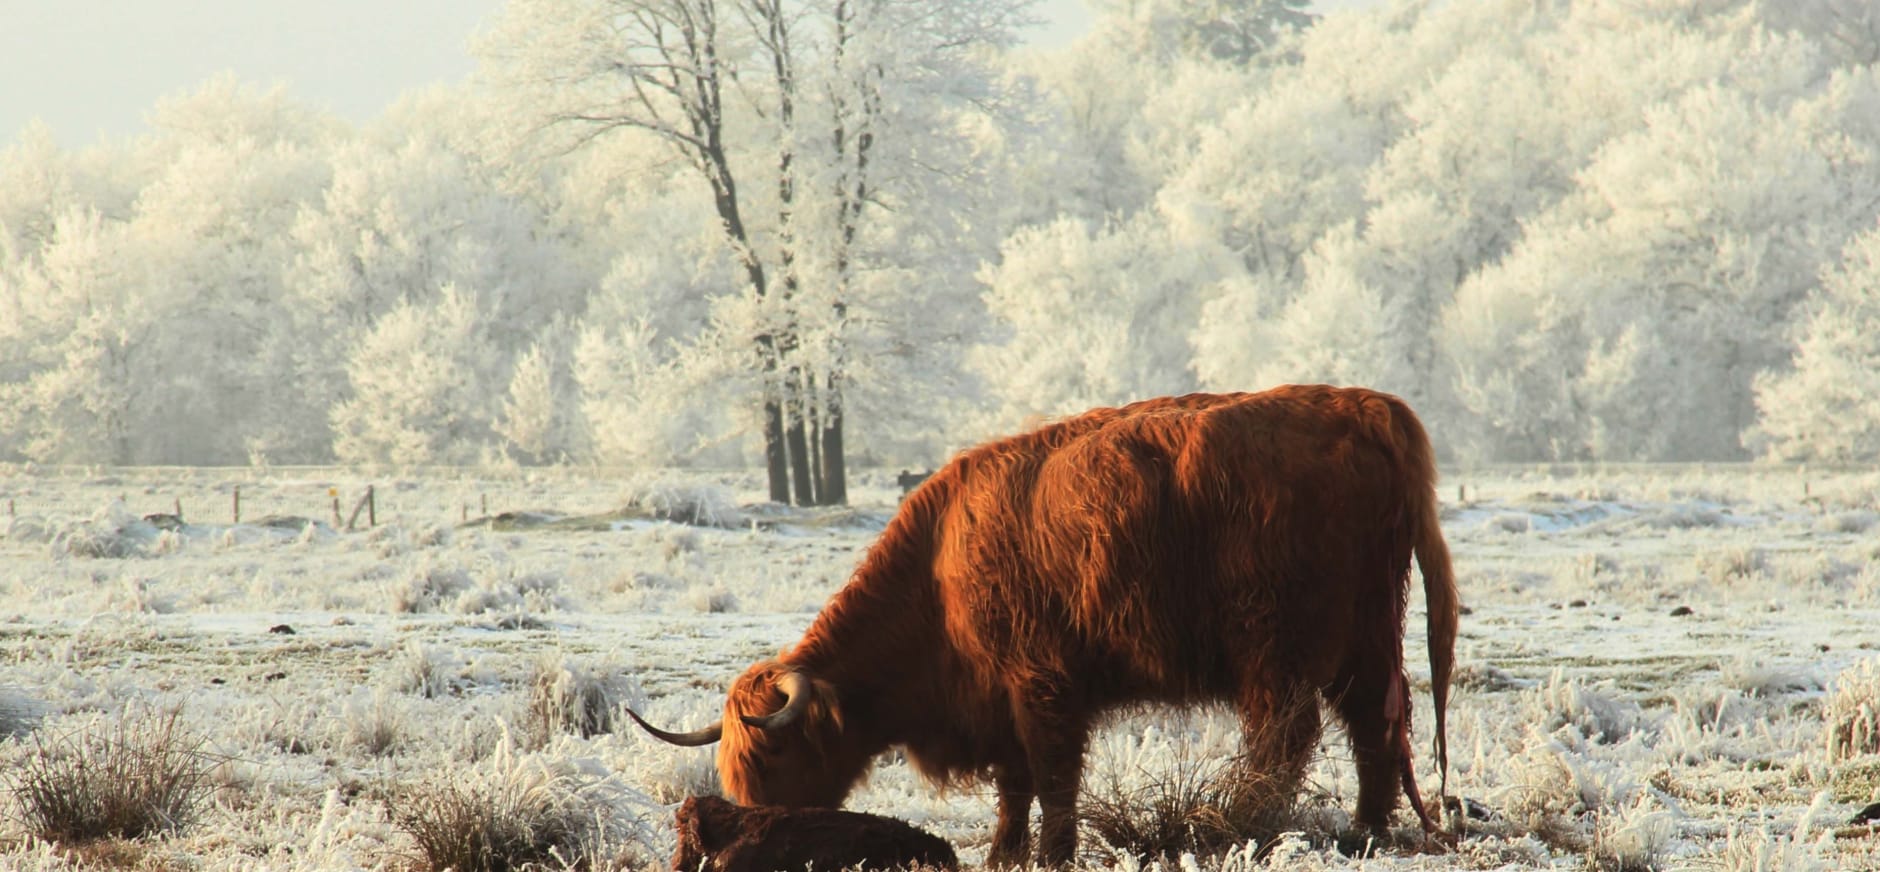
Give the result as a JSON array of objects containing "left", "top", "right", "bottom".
[
  {"left": 1235, "top": 680, "right": 1321, "bottom": 822},
  {"left": 1331, "top": 662, "right": 1408, "bottom": 835}
]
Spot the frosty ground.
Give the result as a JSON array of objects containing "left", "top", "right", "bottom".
[{"left": 2, "top": 465, "right": 1879, "bottom": 870}]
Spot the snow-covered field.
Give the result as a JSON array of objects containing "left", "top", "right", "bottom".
[{"left": 3, "top": 464, "right": 1879, "bottom": 870}]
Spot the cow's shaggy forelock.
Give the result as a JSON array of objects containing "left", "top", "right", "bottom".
[{"left": 716, "top": 663, "right": 860, "bottom": 808}]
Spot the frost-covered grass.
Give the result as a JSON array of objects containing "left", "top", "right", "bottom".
[
  {"left": 390, "top": 739, "right": 660, "bottom": 872},
  {"left": 1079, "top": 712, "right": 1266, "bottom": 863},
  {"left": 1825, "top": 657, "right": 1880, "bottom": 763},
  {"left": 2, "top": 707, "right": 211, "bottom": 845},
  {"left": 2, "top": 465, "right": 1879, "bottom": 869}
]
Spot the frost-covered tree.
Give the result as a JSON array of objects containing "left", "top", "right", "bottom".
[
  {"left": 1196, "top": 222, "right": 1406, "bottom": 397},
  {"left": 1002, "top": 12, "right": 1272, "bottom": 225},
  {"left": 0, "top": 209, "right": 148, "bottom": 463},
  {"left": 0, "top": 126, "right": 148, "bottom": 463},
  {"left": 331, "top": 286, "right": 504, "bottom": 465},
  {"left": 0, "top": 79, "right": 337, "bottom": 464},
  {"left": 1764, "top": 0, "right": 1880, "bottom": 67},
  {"left": 1751, "top": 222, "right": 1880, "bottom": 462},
  {"left": 1091, "top": 0, "right": 1312, "bottom": 67},
  {"left": 1172, "top": 2, "right": 1488, "bottom": 419},
  {"left": 497, "top": 322, "right": 588, "bottom": 465},
  {"left": 283, "top": 127, "right": 590, "bottom": 463},
  {"left": 975, "top": 212, "right": 1227, "bottom": 433},
  {"left": 1156, "top": 4, "right": 1460, "bottom": 287},
  {"left": 1001, "top": 45, "right": 1157, "bottom": 223},
  {"left": 1446, "top": 55, "right": 1878, "bottom": 461},
  {"left": 11, "top": 0, "right": 1880, "bottom": 470},
  {"left": 477, "top": 0, "right": 1031, "bottom": 503},
  {"left": 571, "top": 318, "right": 728, "bottom": 468},
  {"left": 1167, "top": 0, "right": 1880, "bottom": 462},
  {"left": 0, "top": 122, "right": 116, "bottom": 266},
  {"left": 127, "top": 92, "right": 337, "bottom": 464}
]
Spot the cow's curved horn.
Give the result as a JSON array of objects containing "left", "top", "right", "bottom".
[
  {"left": 740, "top": 670, "right": 812, "bottom": 730},
  {"left": 625, "top": 707, "right": 723, "bottom": 747}
]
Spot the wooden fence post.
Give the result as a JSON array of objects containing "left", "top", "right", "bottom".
[
  {"left": 345, "top": 486, "right": 379, "bottom": 532},
  {"left": 233, "top": 486, "right": 241, "bottom": 524}
]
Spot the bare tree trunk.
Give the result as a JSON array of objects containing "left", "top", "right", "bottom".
[
  {"left": 818, "top": 372, "right": 847, "bottom": 506},
  {"left": 812, "top": 0, "right": 871, "bottom": 508},
  {"left": 764, "top": 399, "right": 790, "bottom": 503},
  {"left": 808, "top": 393, "right": 826, "bottom": 505},
  {"left": 786, "top": 369, "right": 815, "bottom": 506},
  {"left": 748, "top": 0, "right": 813, "bottom": 506},
  {"left": 536, "top": 0, "right": 801, "bottom": 503},
  {"left": 786, "top": 421, "right": 815, "bottom": 506}
]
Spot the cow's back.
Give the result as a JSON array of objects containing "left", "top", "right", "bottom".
[{"left": 931, "top": 385, "right": 1427, "bottom": 704}]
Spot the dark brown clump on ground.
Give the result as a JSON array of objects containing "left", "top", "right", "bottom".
[{"left": 671, "top": 795, "right": 957, "bottom": 872}]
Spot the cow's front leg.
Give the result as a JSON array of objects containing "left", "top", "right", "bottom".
[
  {"left": 1020, "top": 723, "right": 1090, "bottom": 867},
  {"left": 1033, "top": 758, "right": 1083, "bottom": 867},
  {"left": 988, "top": 766, "right": 1033, "bottom": 868}
]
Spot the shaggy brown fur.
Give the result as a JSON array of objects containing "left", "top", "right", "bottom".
[
  {"left": 671, "top": 795, "right": 957, "bottom": 872},
  {"left": 641, "top": 386, "right": 1461, "bottom": 866}
]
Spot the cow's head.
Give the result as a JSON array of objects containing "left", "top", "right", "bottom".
[{"left": 628, "top": 660, "right": 870, "bottom": 809}]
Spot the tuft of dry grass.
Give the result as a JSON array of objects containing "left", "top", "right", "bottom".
[
  {"left": 1080, "top": 756, "right": 1306, "bottom": 864},
  {"left": 389, "top": 749, "right": 653, "bottom": 872},
  {"left": 1709, "top": 792, "right": 1834, "bottom": 872},
  {"left": 1525, "top": 669, "right": 1648, "bottom": 744},
  {"left": 1078, "top": 707, "right": 1319, "bottom": 864},
  {"left": 391, "top": 640, "right": 463, "bottom": 699},
  {"left": 1696, "top": 547, "right": 1768, "bottom": 586},
  {"left": 1586, "top": 797, "right": 1676, "bottom": 872},
  {"left": 32, "top": 837, "right": 165, "bottom": 870},
  {"left": 393, "top": 776, "right": 591, "bottom": 872},
  {"left": 336, "top": 688, "right": 406, "bottom": 757},
  {"left": 2, "top": 709, "right": 212, "bottom": 845},
  {"left": 522, "top": 657, "right": 625, "bottom": 748},
  {"left": 1825, "top": 657, "right": 1880, "bottom": 762}
]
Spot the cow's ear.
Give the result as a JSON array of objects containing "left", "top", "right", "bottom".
[
  {"left": 783, "top": 674, "right": 845, "bottom": 755},
  {"left": 807, "top": 674, "right": 843, "bottom": 735},
  {"left": 770, "top": 672, "right": 846, "bottom": 740}
]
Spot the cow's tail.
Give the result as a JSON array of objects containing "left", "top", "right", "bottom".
[
  {"left": 1400, "top": 400, "right": 1458, "bottom": 829},
  {"left": 1412, "top": 459, "right": 1458, "bottom": 818},
  {"left": 1360, "top": 388, "right": 1460, "bottom": 831}
]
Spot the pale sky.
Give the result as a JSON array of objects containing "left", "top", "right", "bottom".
[{"left": 0, "top": 0, "right": 1382, "bottom": 148}]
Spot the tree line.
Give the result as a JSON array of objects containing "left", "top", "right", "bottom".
[{"left": 3, "top": 0, "right": 1879, "bottom": 500}]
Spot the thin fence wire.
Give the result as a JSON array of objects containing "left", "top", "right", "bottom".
[
  {"left": 0, "top": 465, "right": 912, "bottom": 530},
  {"left": 1, "top": 462, "right": 1871, "bottom": 527}
]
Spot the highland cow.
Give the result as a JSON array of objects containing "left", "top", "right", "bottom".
[
  {"left": 631, "top": 386, "right": 1461, "bottom": 865},
  {"left": 671, "top": 795, "right": 957, "bottom": 872}
]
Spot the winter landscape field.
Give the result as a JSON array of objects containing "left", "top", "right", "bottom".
[
  {"left": 8, "top": 2, "right": 1880, "bottom": 865},
  {"left": 3, "top": 462, "right": 1879, "bottom": 870}
]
